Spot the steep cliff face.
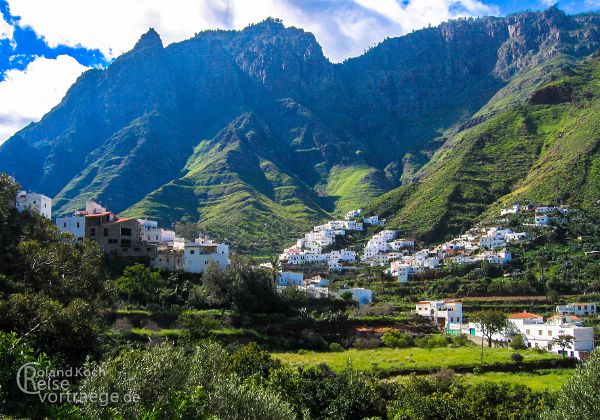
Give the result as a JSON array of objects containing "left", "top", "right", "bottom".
[
  {"left": 1, "top": 9, "right": 599, "bottom": 250},
  {"left": 366, "top": 53, "right": 600, "bottom": 242}
]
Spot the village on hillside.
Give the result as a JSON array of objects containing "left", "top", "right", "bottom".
[{"left": 13, "top": 188, "right": 599, "bottom": 360}]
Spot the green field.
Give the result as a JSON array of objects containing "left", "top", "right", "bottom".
[
  {"left": 273, "top": 346, "right": 561, "bottom": 374},
  {"left": 460, "top": 369, "right": 574, "bottom": 392},
  {"left": 390, "top": 368, "right": 574, "bottom": 392}
]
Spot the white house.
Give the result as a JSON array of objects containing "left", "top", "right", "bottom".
[
  {"left": 476, "top": 249, "right": 512, "bottom": 265},
  {"left": 390, "top": 239, "right": 415, "bottom": 250},
  {"left": 183, "top": 236, "right": 229, "bottom": 273},
  {"left": 536, "top": 206, "right": 555, "bottom": 214},
  {"left": 415, "top": 300, "right": 463, "bottom": 329},
  {"left": 336, "top": 288, "right": 373, "bottom": 306},
  {"left": 16, "top": 191, "right": 52, "bottom": 219},
  {"left": 469, "top": 311, "right": 595, "bottom": 360},
  {"left": 277, "top": 271, "right": 304, "bottom": 286},
  {"left": 305, "top": 276, "right": 330, "bottom": 287},
  {"left": 345, "top": 209, "right": 363, "bottom": 220},
  {"left": 139, "top": 219, "right": 177, "bottom": 244},
  {"left": 56, "top": 214, "right": 86, "bottom": 241},
  {"left": 500, "top": 204, "right": 521, "bottom": 216},
  {"left": 363, "top": 215, "right": 384, "bottom": 226},
  {"left": 535, "top": 214, "right": 551, "bottom": 226},
  {"left": 556, "top": 302, "right": 597, "bottom": 316},
  {"left": 390, "top": 262, "right": 411, "bottom": 282}
]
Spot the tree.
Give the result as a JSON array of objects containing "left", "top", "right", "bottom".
[
  {"left": 551, "top": 332, "right": 574, "bottom": 358},
  {"left": 116, "top": 264, "right": 163, "bottom": 305},
  {"left": 266, "top": 255, "right": 281, "bottom": 285},
  {"left": 177, "top": 310, "right": 220, "bottom": 340},
  {"left": 543, "top": 349, "right": 600, "bottom": 419},
  {"left": 473, "top": 310, "right": 508, "bottom": 363}
]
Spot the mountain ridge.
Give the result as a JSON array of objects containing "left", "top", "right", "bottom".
[{"left": 1, "top": 8, "right": 599, "bottom": 251}]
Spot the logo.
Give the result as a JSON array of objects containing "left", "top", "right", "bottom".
[{"left": 16, "top": 362, "right": 139, "bottom": 406}]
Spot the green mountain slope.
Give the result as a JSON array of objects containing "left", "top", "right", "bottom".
[
  {"left": 1, "top": 8, "right": 600, "bottom": 250},
  {"left": 367, "top": 54, "right": 600, "bottom": 241}
]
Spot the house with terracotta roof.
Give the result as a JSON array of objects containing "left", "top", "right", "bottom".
[
  {"left": 469, "top": 311, "right": 594, "bottom": 359},
  {"left": 56, "top": 201, "right": 156, "bottom": 257}
]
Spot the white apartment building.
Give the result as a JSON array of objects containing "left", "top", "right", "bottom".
[
  {"left": 479, "top": 234, "right": 507, "bottom": 249},
  {"left": 16, "top": 191, "right": 52, "bottom": 219},
  {"left": 327, "top": 249, "right": 357, "bottom": 262},
  {"left": 183, "top": 236, "right": 229, "bottom": 273},
  {"left": 415, "top": 300, "right": 463, "bottom": 329}
]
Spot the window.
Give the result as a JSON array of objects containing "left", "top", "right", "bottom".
[
  {"left": 190, "top": 250, "right": 195, "bottom": 255},
  {"left": 121, "top": 239, "right": 131, "bottom": 247},
  {"left": 526, "top": 329, "right": 530, "bottom": 335},
  {"left": 108, "top": 239, "right": 118, "bottom": 244},
  {"left": 121, "top": 227, "right": 132, "bottom": 236},
  {"left": 104, "top": 228, "right": 109, "bottom": 237},
  {"left": 63, "top": 223, "right": 67, "bottom": 227},
  {"left": 90, "top": 228, "right": 96, "bottom": 236},
  {"left": 134, "top": 247, "right": 140, "bottom": 252},
  {"left": 76, "top": 222, "right": 80, "bottom": 228},
  {"left": 585, "top": 305, "right": 588, "bottom": 310},
  {"left": 538, "top": 330, "right": 542, "bottom": 336},
  {"left": 548, "top": 330, "right": 552, "bottom": 336}
]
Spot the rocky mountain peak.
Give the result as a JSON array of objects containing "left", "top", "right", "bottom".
[{"left": 133, "top": 28, "right": 163, "bottom": 50}]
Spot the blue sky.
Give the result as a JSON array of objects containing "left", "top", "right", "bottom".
[{"left": 0, "top": 0, "right": 598, "bottom": 143}]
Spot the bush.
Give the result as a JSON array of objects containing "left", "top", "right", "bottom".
[
  {"left": 353, "top": 337, "right": 381, "bottom": 349},
  {"left": 381, "top": 330, "right": 414, "bottom": 348},
  {"left": 511, "top": 353, "right": 524, "bottom": 363},
  {"left": 329, "top": 343, "right": 344, "bottom": 352},
  {"left": 473, "top": 367, "right": 483, "bottom": 375},
  {"left": 510, "top": 334, "right": 528, "bottom": 350}
]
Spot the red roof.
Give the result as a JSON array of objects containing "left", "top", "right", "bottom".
[
  {"left": 508, "top": 312, "right": 543, "bottom": 319},
  {"left": 86, "top": 212, "right": 112, "bottom": 217},
  {"left": 112, "top": 217, "right": 134, "bottom": 223}
]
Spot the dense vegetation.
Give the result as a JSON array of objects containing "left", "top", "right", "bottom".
[{"left": 2, "top": 173, "right": 600, "bottom": 419}]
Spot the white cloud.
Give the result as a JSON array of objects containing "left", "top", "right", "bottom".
[
  {"left": 353, "top": 0, "right": 499, "bottom": 33},
  {"left": 0, "top": 13, "right": 14, "bottom": 41},
  {"left": 0, "top": 55, "right": 88, "bottom": 143},
  {"left": 7, "top": 0, "right": 499, "bottom": 62}
]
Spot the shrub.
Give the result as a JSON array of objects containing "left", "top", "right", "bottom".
[
  {"left": 473, "top": 367, "right": 483, "bottom": 375},
  {"left": 511, "top": 353, "right": 524, "bottom": 363},
  {"left": 381, "top": 331, "right": 414, "bottom": 348},
  {"left": 329, "top": 343, "right": 344, "bottom": 352},
  {"left": 510, "top": 334, "right": 528, "bottom": 350},
  {"left": 353, "top": 337, "right": 381, "bottom": 349}
]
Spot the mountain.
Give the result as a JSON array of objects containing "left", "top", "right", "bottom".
[
  {"left": 366, "top": 49, "right": 600, "bottom": 241},
  {"left": 1, "top": 8, "right": 599, "bottom": 251}
]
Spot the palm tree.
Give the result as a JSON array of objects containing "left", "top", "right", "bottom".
[{"left": 267, "top": 255, "right": 281, "bottom": 285}]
